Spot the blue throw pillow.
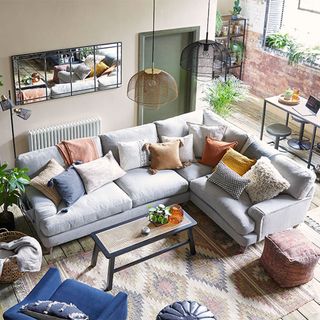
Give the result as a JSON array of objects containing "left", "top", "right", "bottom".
[
  {"left": 50, "top": 166, "right": 85, "bottom": 206},
  {"left": 21, "top": 300, "right": 89, "bottom": 320}
]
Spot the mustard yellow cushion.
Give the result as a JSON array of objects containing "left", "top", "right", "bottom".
[
  {"left": 221, "top": 148, "right": 256, "bottom": 176},
  {"left": 89, "top": 61, "right": 109, "bottom": 77}
]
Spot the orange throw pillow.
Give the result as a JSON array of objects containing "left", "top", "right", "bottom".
[{"left": 199, "top": 137, "right": 238, "bottom": 167}]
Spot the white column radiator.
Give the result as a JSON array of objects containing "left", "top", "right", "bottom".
[{"left": 27, "top": 117, "right": 102, "bottom": 151}]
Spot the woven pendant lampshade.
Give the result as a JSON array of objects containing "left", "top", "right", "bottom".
[
  {"left": 180, "top": 0, "right": 230, "bottom": 80},
  {"left": 127, "top": 0, "right": 178, "bottom": 108}
]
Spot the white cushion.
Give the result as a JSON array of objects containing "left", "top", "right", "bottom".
[
  {"left": 161, "top": 134, "right": 195, "bottom": 163},
  {"left": 243, "top": 157, "right": 290, "bottom": 204},
  {"left": 187, "top": 122, "right": 226, "bottom": 158},
  {"left": 75, "top": 151, "right": 126, "bottom": 193},
  {"left": 118, "top": 140, "right": 149, "bottom": 171}
]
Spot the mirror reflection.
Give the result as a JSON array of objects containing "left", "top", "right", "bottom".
[{"left": 12, "top": 42, "right": 122, "bottom": 105}]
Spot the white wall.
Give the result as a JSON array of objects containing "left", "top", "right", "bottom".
[{"left": 0, "top": 0, "right": 216, "bottom": 166}]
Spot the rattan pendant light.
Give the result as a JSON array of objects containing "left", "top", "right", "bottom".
[
  {"left": 127, "top": 0, "right": 178, "bottom": 109},
  {"left": 180, "top": 0, "right": 230, "bottom": 80}
]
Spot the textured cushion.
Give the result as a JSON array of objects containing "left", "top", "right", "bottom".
[
  {"left": 37, "top": 182, "right": 132, "bottom": 237},
  {"left": 50, "top": 166, "right": 85, "bottom": 206},
  {"left": 261, "top": 229, "right": 320, "bottom": 287},
  {"left": 118, "top": 140, "right": 149, "bottom": 171},
  {"left": 176, "top": 163, "right": 212, "bottom": 182},
  {"left": 270, "top": 154, "right": 316, "bottom": 200},
  {"left": 154, "top": 110, "right": 203, "bottom": 138},
  {"left": 187, "top": 122, "right": 226, "bottom": 158},
  {"left": 75, "top": 151, "right": 126, "bottom": 193},
  {"left": 221, "top": 148, "right": 256, "bottom": 176},
  {"left": 83, "top": 54, "right": 105, "bottom": 68},
  {"left": 99, "top": 123, "right": 158, "bottom": 162},
  {"left": 73, "top": 63, "right": 91, "bottom": 80},
  {"left": 21, "top": 300, "right": 88, "bottom": 320},
  {"left": 147, "top": 141, "right": 183, "bottom": 171},
  {"left": 115, "top": 168, "right": 189, "bottom": 207},
  {"left": 161, "top": 134, "right": 195, "bottom": 163},
  {"left": 190, "top": 176, "right": 254, "bottom": 235},
  {"left": 89, "top": 61, "right": 108, "bottom": 77},
  {"left": 208, "top": 162, "right": 250, "bottom": 199},
  {"left": 30, "top": 159, "right": 65, "bottom": 206},
  {"left": 243, "top": 157, "right": 290, "bottom": 204},
  {"left": 203, "top": 108, "right": 248, "bottom": 151},
  {"left": 199, "top": 137, "right": 238, "bottom": 167}
]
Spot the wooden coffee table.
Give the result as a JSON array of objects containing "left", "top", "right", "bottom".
[{"left": 90, "top": 211, "right": 197, "bottom": 291}]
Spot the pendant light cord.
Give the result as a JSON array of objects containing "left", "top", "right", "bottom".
[
  {"left": 206, "top": 0, "right": 211, "bottom": 43},
  {"left": 152, "top": 0, "right": 156, "bottom": 72}
]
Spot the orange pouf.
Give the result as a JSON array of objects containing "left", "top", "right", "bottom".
[{"left": 261, "top": 229, "right": 320, "bottom": 288}]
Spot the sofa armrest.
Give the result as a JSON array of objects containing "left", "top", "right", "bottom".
[
  {"left": 96, "top": 292, "right": 128, "bottom": 320},
  {"left": 248, "top": 192, "right": 313, "bottom": 241}
]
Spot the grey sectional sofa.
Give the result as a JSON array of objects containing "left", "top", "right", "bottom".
[{"left": 17, "top": 109, "right": 316, "bottom": 249}]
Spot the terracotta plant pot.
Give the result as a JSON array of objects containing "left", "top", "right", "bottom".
[{"left": 0, "top": 211, "right": 15, "bottom": 231}]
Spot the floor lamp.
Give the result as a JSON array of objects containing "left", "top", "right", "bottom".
[{"left": 0, "top": 90, "right": 32, "bottom": 159}]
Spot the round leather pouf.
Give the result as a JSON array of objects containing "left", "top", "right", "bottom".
[{"left": 157, "top": 301, "right": 216, "bottom": 320}]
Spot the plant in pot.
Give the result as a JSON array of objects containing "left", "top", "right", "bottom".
[
  {"left": 148, "top": 204, "right": 171, "bottom": 226},
  {"left": 230, "top": 41, "right": 244, "bottom": 64},
  {"left": 215, "top": 11, "right": 223, "bottom": 37},
  {"left": 231, "top": 0, "right": 242, "bottom": 19},
  {"left": 203, "top": 75, "right": 249, "bottom": 118},
  {"left": 0, "top": 164, "right": 30, "bottom": 230}
]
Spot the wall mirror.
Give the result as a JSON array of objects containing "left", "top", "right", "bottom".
[{"left": 12, "top": 42, "right": 122, "bottom": 105}]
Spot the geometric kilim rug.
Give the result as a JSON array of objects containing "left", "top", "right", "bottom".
[{"left": 12, "top": 208, "right": 318, "bottom": 320}]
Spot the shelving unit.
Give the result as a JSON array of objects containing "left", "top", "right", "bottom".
[{"left": 216, "top": 15, "right": 247, "bottom": 79}]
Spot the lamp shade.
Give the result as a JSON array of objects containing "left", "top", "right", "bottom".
[
  {"left": 127, "top": 68, "right": 178, "bottom": 108},
  {"left": 180, "top": 40, "right": 230, "bottom": 80}
]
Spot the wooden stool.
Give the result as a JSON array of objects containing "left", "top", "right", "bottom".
[
  {"left": 266, "top": 123, "right": 292, "bottom": 149},
  {"left": 260, "top": 229, "right": 320, "bottom": 287}
]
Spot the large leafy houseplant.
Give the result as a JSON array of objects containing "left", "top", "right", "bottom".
[
  {"left": 0, "top": 164, "right": 30, "bottom": 230},
  {"left": 203, "top": 75, "right": 249, "bottom": 118}
]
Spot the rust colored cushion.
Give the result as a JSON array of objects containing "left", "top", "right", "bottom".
[
  {"left": 147, "top": 141, "right": 183, "bottom": 171},
  {"left": 261, "top": 229, "right": 320, "bottom": 287},
  {"left": 199, "top": 137, "right": 238, "bottom": 167}
]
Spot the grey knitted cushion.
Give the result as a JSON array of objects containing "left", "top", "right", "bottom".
[
  {"left": 208, "top": 162, "right": 250, "bottom": 199},
  {"left": 157, "top": 301, "right": 216, "bottom": 320}
]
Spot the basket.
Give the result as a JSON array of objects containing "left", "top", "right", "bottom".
[{"left": 0, "top": 228, "right": 27, "bottom": 283}]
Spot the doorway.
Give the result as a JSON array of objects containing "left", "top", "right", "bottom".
[{"left": 138, "top": 27, "right": 200, "bottom": 124}]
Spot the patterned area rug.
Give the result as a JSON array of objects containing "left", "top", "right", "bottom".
[{"left": 13, "top": 208, "right": 318, "bottom": 320}]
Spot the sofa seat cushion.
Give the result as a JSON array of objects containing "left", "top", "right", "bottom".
[
  {"left": 176, "top": 163, "right": 212, "bottom": 182},
  {"left": 115, "top": 168, "right": 189, "bottom": 207},
  {"left": 190, "top": 176, "right": 254, "bottom": 235},
  {"left": 36, "top": 182, "right": 132, "bottom": 237}
]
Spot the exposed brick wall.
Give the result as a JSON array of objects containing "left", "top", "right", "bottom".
[{"left": 243, "top": 30, "right": 320, "bottom": 99}]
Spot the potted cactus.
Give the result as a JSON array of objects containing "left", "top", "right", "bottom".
[{"left": 231, "top": 0, "right": 242, "bottom": 19}]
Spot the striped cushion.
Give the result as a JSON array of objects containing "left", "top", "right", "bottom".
[{"left": 208, "top": 162, "right": 250, "bottom": 199}]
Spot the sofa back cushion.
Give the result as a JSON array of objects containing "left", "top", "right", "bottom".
[
  {"left": 203, "top": 108, "right": 248, "bottom": 151},
  {"left": 270, "top": 154, "right": 316, "bottom": 199},
  {"left": 16, "top": 136, "right": 103, "bottom": 178},
  {"left": 99, "top": 123, "right": 158, "bottom": 163},
  {"left": 154, "top": 110, "right": 203, "bottom": 138}
]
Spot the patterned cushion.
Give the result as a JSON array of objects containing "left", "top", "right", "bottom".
[
  {"left": 118, "top": 140, "right": 150, "bottom": 171},
  {"left": 21, "top": 300, "right": 88, "bottom": 320},
  {"left": 243, "top": 157, "right": 290, "bottom": 204},
  {"left": 208, "top": 162, "right": 250, "bottom": 199}
]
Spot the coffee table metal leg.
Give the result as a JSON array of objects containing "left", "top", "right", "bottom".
[
  {"left": 188, "top": 228, "right": 196, "bottom": 255},
  {"left": 105, "top": 257, "right": 115, "bottom": 291},
  {"left": 91, "top": 243, "right": 99, "bottom": 267}
]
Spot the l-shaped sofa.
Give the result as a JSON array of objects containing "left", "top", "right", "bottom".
[{"left": 17, "top": 109, "right": 316, "bottom": 249}]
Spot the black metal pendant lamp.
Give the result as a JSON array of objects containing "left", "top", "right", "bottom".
[
  {"left": 180, "top": 0, "right": 230, "bottom": 80},
  {"left": 127, "top": 0, "right": 178, "bottom": 109}
]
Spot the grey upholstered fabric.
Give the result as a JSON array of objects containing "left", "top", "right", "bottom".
[
  {"left": 243, "top": 139, "right": 279, "bottom": 159},
  {"left": 154, "top": 110, "right": 203, "bottom": 139},
  {"left": 248, "top": 193, "right": 313, "bottom": 241},
  {"left": 208, "top": 163, "right": 250, "bottom": 199},
  {"left": 30, "top": 182, "right": 132, "bottom": 237},
  {"left": 190, "top": 176, "right": 254, "bottom": 235},
  {"left": 99, "top": 123, "right": 158, "bottom": 162},
  {"left": 176, "top": 163, "right": 212, "bottom": 182},
  {"left": 203, "top": 108, "right": 248, "bottom": 151},
  {"left": 16, "top": 136, "right": 103, "bottom": 178},
  {"left": 270, "top": 154, "right": 316, "bottom": 200},
  {"left": 115, "top": 168, "right": 189, "bottom": 207}
]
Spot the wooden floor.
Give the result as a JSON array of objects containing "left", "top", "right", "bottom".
[{"left": 1, "top": 94, "right": 320, "bottom": 319}]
